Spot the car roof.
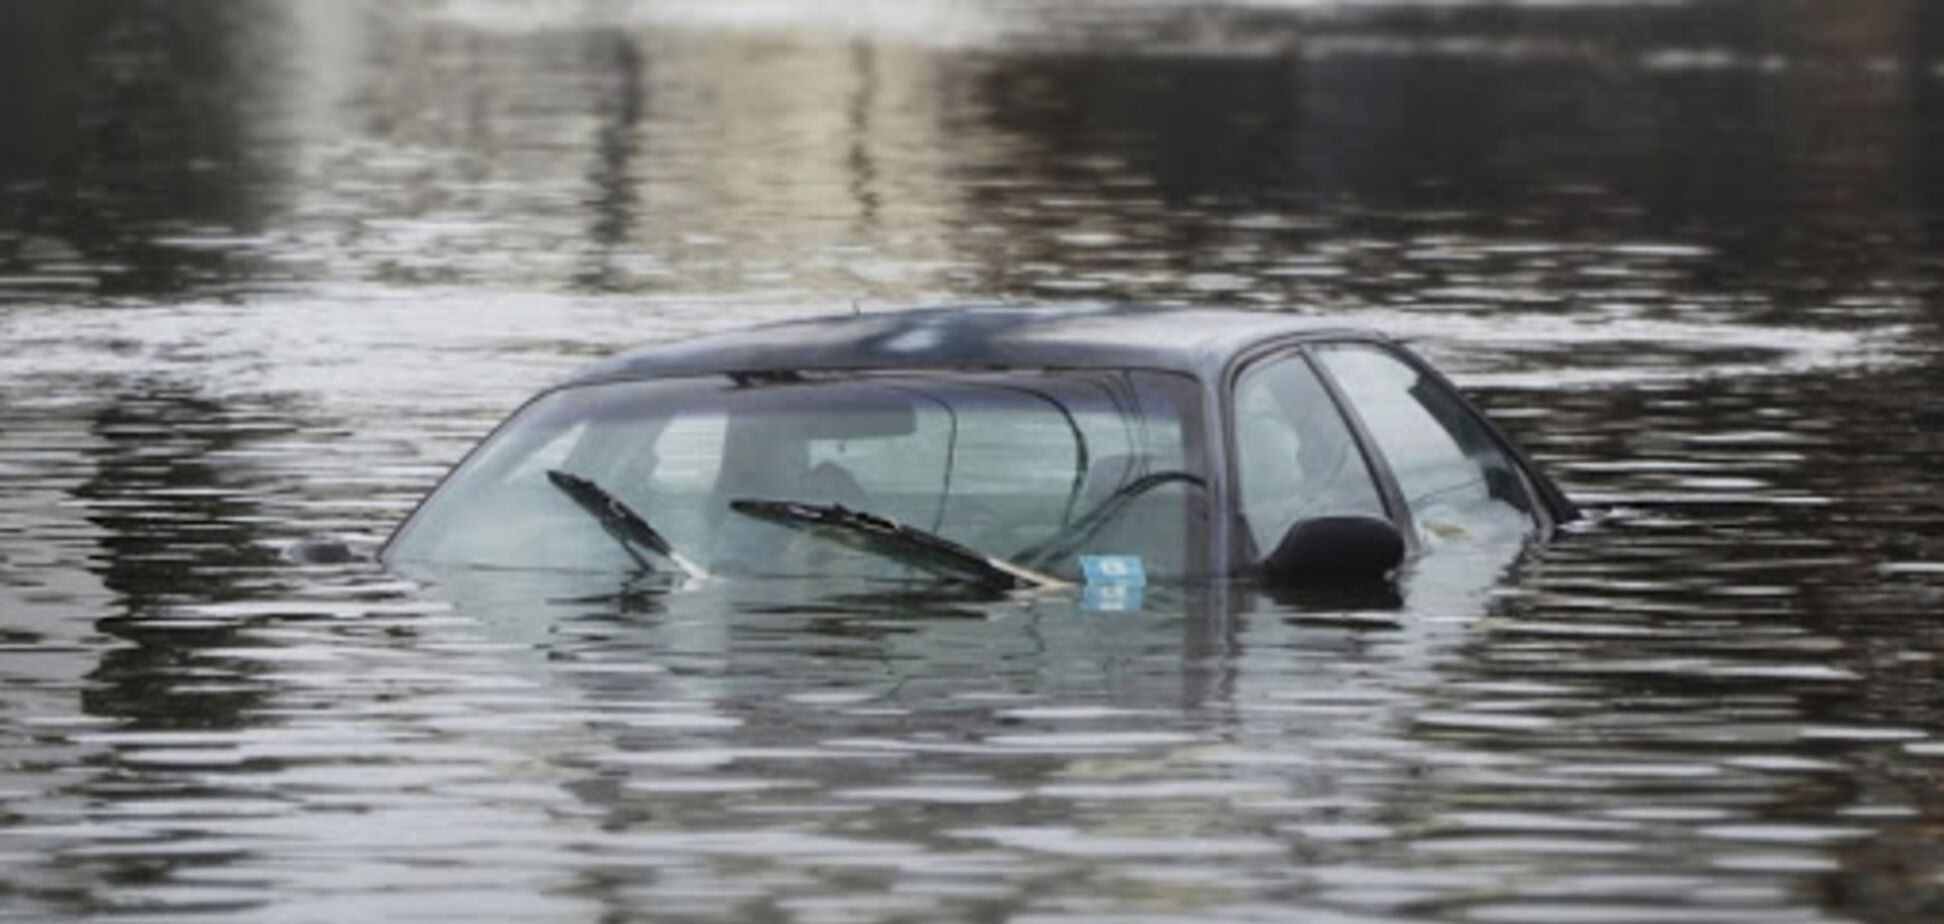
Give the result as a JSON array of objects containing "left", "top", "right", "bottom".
[{"left": 568, "top": 304, "right": 1379, "bottom": 385}]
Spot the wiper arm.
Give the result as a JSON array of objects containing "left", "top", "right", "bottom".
[
  {"left": 729, "top": 498, "right": 1068, "bottom": 590},
  {"left": 546, "top": 469, "right": 709, "bottom": 580}
]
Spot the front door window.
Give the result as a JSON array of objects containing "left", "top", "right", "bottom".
[{"left": 1232, "top": 354, "right": 1387, "bottom": 556}]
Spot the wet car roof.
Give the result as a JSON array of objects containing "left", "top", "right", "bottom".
[{"left": 568, "top": 304, "right": 1377, "bottom": 385}]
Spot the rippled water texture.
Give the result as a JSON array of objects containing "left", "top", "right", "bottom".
[{"left": 4, "top": 1, "right": 1944, "bottom": 921}]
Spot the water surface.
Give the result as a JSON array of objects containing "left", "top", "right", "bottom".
[{"left": 3, "top": 1, "right": 1943, "bottom": 921}]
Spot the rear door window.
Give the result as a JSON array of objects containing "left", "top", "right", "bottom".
[{"left": 1313, "top": 344, "right": 1537, "bottom": 546}]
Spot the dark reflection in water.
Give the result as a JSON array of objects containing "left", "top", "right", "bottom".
[
  {"left": 4, "top": 1, "right": 1944, "bottom": 921},
  {"left": 0, "top": 0, "right": 293, "bottom": 299},
  {"left": 75, "top": 385, "right": 284, "bottom": 729}
]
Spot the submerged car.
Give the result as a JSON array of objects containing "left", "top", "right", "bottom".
[{"left": 379, "top": 305, "right": 1575, "bottom": 591}]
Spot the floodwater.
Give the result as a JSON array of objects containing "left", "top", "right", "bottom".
[{"left": 3, "top": 0, "right": 1943, "bottom": 920}]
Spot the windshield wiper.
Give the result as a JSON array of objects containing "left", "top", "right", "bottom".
[
  {"left": 546, "top": 469, "right": 709, "bottom": 580},
  {"left": 728, "top": 498, "right": 1068, "bottom": 590}
]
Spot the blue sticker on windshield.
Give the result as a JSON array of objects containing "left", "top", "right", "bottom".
[
  {"left": 1081, "top": 556, "right": 1145, "bottom": 612},
  {"left": 1081, "top": 555, "right": 1147, "bottom": 587}
]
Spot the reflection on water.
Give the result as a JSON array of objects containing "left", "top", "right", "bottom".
[{"left": 3, "top": 0, "right": 1944, "bottom": 921}]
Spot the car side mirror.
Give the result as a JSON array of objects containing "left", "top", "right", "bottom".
[{"left": 1260, "top": 515, "right": 1406, "bottom": 586}]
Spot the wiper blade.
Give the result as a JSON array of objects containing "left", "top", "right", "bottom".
[
  {"left": 729, "top": 498, "right": 1068, "bottom": 590},
  {"left": 547, "top": 469, "right": 709, "bottom": 580}
]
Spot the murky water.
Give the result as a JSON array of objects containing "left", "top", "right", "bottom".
[{"left": 4, "top": 1, "right": 1944, "bottom": 921}]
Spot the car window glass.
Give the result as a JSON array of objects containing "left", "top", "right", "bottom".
[
  {"left": 1314, "top": 345, "right": 1535, "bottom": 546},
  {"left": 651, "top": 413, "right": 728, "bottom": 491},
  {"left": 1233, "top": 354, "right": 1386, "bottom": 555},
  {"left": 387, "top": 372, "right": 1204, "bottom": 580},
  {"left": 505, "top": 421, "right": 587, "bottom": 485},
  {"left": 634, "top": 412, "right": 728, "bottom": 545},
  {"left": 922, "top": 379, "right": 1190, "bottom": 576}
]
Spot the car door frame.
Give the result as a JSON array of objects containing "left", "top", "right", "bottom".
[{"left": 1219, "top": 333, "right": 1576, "bottom": 576}]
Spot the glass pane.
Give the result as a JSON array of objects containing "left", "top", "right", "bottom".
[
  {"left": 387, "top": 371, "right": 1205, "bottom": 580},
  {"left": 1233, "top": 354, "right": 1386, "bottom": 555},
  {"left": 1315, "top": 345, "right": 1535, "bottom": 546}
]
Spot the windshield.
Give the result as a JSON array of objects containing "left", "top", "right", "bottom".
[{"left": 384, "top": 370, "right": 1207, "bottom": 582}]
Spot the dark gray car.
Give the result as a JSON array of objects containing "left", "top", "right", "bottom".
[{"left": 380, "top": 305, "right": 1575, "bottom": 589}]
